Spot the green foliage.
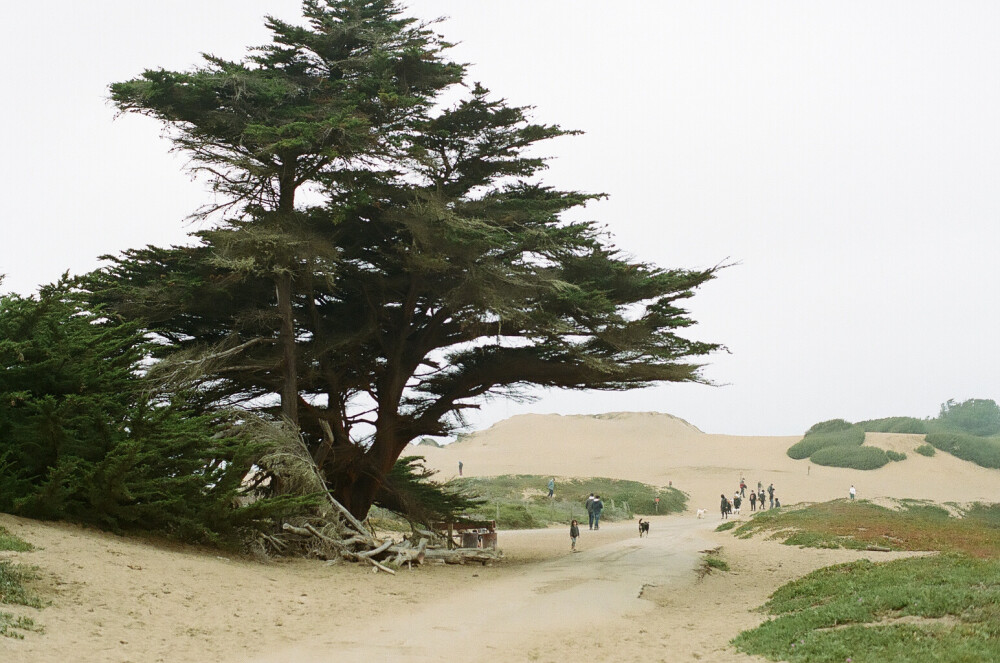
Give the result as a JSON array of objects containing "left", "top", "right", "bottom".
[
  {"left": 0, "top": 283, "right": 306, "bottom": 545},
  {"left": 0, "top": 561, "right": 42, "bottom": 609},
  {"left": 0, "top": 560, "right": 43, "bottom": 639},
  {"left": 703, "top": 553, "right": 729, "bottom": 572},
  {"left": 937, "top": 398, "right": 1000, "bottom": 437},
  {"left": 732, "top": 554, "right": 1000, "bottom": 663},
  {"left": 732, "top": 500, "right": 1000, "bottom": 558},
  {"left": 715, "top": 521, "right": 736, "bottom": 532},
  {"left": 452, "top": 475, "right": 685, "bottom": 529},
  {"left": 925, "top": 431, "right": 1000, "bottom": 469},
  {"left": 0, "top": 527, "right": 32, "bottom": 552},
  {"left": 793, "top": 400, "right": 1000, "bottom": 472},
  {"left": 787, "top": 427, "right": 865, "bottom": 460},
  {"left": 373, "top": 456, "right": 483, "bottom": 527},
  {"left": 98, "top": 0, "right": 724, "bottom": 523},
  {"left": 804, "top": 419, "right": 854, "bottom": 436},
  {"left": 857, "top": 416, "right": 928, "bottom": 434}
]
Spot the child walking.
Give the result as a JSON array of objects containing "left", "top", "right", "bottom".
[{"left": 570, "top": 519, "right": 581, "bottom": 551}]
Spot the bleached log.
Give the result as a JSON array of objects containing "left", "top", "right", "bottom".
[
  {"left": 366, "top": 557, "right": 396, "bottom": 574},
  {"left": 282, "top": 523, "right": 313, "bottom": 537},
  {"left": 421, "top": 548, "right": 499, "bottom": 565},
  {"left": 355, "top": 538, "right": 394, "bottom": 559}
]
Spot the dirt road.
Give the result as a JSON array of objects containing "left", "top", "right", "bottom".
[{"left": 250, "top": 516, "right": 712, "bottom": 662}]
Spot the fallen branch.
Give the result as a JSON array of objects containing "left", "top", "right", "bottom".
[{"left": 355, "top": 538, "right": 394, "bottom": 559}]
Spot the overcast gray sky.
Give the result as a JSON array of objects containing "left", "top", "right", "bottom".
[{"left": 2, "top": 1, "right": 998, "bottom": 435}]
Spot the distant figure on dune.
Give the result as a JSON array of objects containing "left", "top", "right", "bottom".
[
  {"left": 774, "top": 495, "right": 781, "bottom": 508},
  {"left": 850, "top": 484, "right": 856, "bottom": 501},
  {"left": 548, "top": 477, "right": 555, "bottom": 498},
  {"left": 458, "top": 460, "right": 463, "bottom": 476},
  {"left": 740, "top": 477, "right": 746, "bottom": 497},
  {"left": 720, "top": 494, "right": 731, "bottom": 519},
  {"left": 749, "top": 490, "right": 757, "bottom": 511},
  {"left": 585, "top": 493, "right": 596, "bottom": 529},
  {"left": 768, "top": 483, "right": 775, "bottom": 509},
  {"left": 733, "top": 492, "right": 742, "bottom": 515},
  {"left": 758, "top": 489, "right": 766, "bottom": 510}
]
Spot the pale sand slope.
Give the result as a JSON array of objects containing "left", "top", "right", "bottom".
[
  {"left": 1, "top": 512, "right": 918, "bottom": 663},
  {"left": 3, "top": 411, "right": 997, "bottom": 662},
  {"left": 418, "top": 412, "right": 1000, "bottom": 510}
]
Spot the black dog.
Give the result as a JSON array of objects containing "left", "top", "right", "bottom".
[{"left": 638, "top": 518, "right": 650, "bottom": 537}]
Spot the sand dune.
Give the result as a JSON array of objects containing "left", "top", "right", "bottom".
[{"left": 419, "top": 412, "right": 1000, "bottom": 510}]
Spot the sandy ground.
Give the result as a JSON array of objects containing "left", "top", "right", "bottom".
[{"left": 2, "top": 411, "right": 996, "bottom": 662}]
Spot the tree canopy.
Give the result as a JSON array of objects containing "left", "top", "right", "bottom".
[{"left": 94, "top": 0, "right": 724, "bottom": 520}]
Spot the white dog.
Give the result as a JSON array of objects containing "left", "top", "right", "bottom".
[{"left": 696, "top": 508, "right": 707, "bottom": 519}]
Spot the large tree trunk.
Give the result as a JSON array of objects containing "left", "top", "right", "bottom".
[{"left": 275, "top": 272, "right": 298, "bottom": 425}]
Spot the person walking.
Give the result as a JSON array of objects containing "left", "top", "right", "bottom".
[
  {"left": 547, "top": 477, "right": 555, "bottom": 498},
  {"left": 720, "top": 493, "right": 730, "bottom": 519},
  {"left": 570, "top": 519, "right": 580, "bottom": 551},
  {"left": 740, "top": 478, "right": 747, "bottom": 497},
  {"left": 585, "top": 493, "right": 596, "bottom": 529},
  {"left": 758, "top": 488, "right": 766, "bottom": 510},
  {"left": 768, "top": 483, "right": 775, "bottom": 509},
  {"left": 849, "top": 484, "right": 856, "bottom": 501},
  {"left": 749, "top": 490, "right": 757, "bottom": 512},
  {"left": 592, "top": 495, "right": 604, "bottom": 530},
  {"left": 458, "top": 460, "right": 463, "bottom": 476}
]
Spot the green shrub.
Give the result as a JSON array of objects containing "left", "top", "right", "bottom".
[
  {"left": 804, "top": 419, "right": 853, "bottom": 436},
  {"left": 715, "top": 521, "right": 736, "bottom": 532},
  {"left": 858, "top": 416, "right": 927, "bottom": 434},
  {"left": 493, "top": 503, "right": 540, "bottom": 529},
  {"left": 926, "top": 432, "right": 1000, "bottom": 469},
  {"left": 885, "top": 450, "right": 907, "bottom": 462},
  {"left": 787, "top": 427, "right": 865, "bottom": 460},
  {"left": 914, "top": 444, "right": 936, "bottom": 457},
  {"left": 937, "top": 398, "right": 1000, "bottom": 437},
  {"left": 810, "top": 445, "right": 890, "bottom": 470}
]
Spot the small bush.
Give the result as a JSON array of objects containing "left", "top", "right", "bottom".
[
  {"left": 885, "top": 450, "right": 907, "bottom": 462},
  {"left": 914, "top": 444, "right": 936, "bottom": 457},
  {"left": 704, "top": 555, "right": 729, "bottom": 572},
  {"left": 810, "top": 445, "right": 890, "bottom": 470},
  {"left": 787, "top": 427, "right": 865, "bottom": 459},
  {"left": 493, "top": 503, "right": 540, "bottom": 529},
  {"left": 715, "top": 521, "right": 736, "bottom": 532},
  {"left": 0, "top": 527, "right": 32, "bottom": 553}
]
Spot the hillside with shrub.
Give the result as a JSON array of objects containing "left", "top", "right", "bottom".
[{"left": 788, "top": 398, "right": 1000, "bottom": 470}]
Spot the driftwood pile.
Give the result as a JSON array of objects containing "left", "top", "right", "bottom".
[{"left": 257, "top": 490, "right": 501, "bottom": 573}]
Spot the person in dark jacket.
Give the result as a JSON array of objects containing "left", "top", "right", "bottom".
[
  {"left": 585, "top": 493, "right": 596, "bottom": 529},
  {"left": 570, "top": 519, "right": 580, "bottom": 551},
  {"left": 592, "top": 496, "right": 604, "bottom": 530},
  {"left": 720, "top": 494, "right": 730, "bottom": 519}
]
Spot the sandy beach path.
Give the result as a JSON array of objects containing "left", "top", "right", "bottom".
[{"left": 250, "top": 516, "right": 709, "bottom": 663}]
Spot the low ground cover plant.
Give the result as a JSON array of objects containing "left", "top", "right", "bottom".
[
  {"left": 450, "top": 475, "right": 685, "bottom": 529},
  {"left": 733, "top": 500, "right": 1000, "bottom": 557},
  {"left": 0, "top": 530, "right": 43, "bottom": 639},
  {"left": 730, "top": 500, "right": 1000, "bottom": 662},
  {"left": 732, "top": 554, "right": 1000, "bottom": 662}
]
